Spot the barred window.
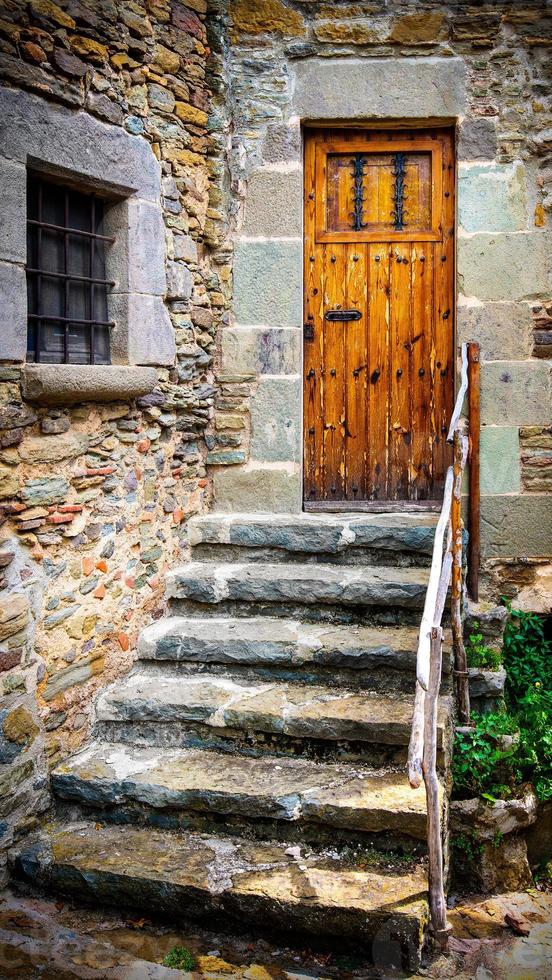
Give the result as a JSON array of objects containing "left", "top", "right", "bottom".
[{"left": 26, "top": 174, "right": 113, "bottom": 364}]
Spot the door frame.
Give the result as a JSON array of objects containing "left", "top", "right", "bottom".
[{"left": 301, "top": 120, "right": 458, "bottom": 514}]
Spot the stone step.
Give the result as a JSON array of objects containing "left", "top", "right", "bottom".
[
  {"left": 139, "top": 615, "right": 421, "bottom": 669},
  {"left": 166, "top": 562, "right": 430, "bottom": 620},
  {"left": 95, "top": 669, "right": 449, "bottom": 754},
  {"left": 137, "top": 616, "right": 447, "bottom": 694},
  {"left": 52, "top": 741, "right": 433, "bottom": 841},
  {"left": 188, "top": 512, "right": 437, "bottom": 566},
  {"left": 11, "top": 822, "right": 428, "bottom": 972}
]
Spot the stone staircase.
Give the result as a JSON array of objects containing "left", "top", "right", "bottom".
[{"left": 12, "top": 512, "right": 454, "bottom": 973}]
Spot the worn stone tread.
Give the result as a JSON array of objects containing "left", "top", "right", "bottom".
[
  {"left": 138, "top": 615, "right": 422, "bottom": 669},
  {"left": 53, "top": 741, "right": 433, "bottom": 838},
  {"left": 166, "top": 561, "right": 429, "bottom": 609},
  {"left": 96, "top": 670, "right": 447, "bottom": 747},
  {"left": 12, "top": 822, "right": 428, "bottom": 963},
  {"left": 188, "top": 512, "right": 437, "bottom": 555}
]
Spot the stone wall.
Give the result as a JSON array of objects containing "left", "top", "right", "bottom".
[
  {"left": 208, "top": 0, "right": 552, "bottom": 604},
  {"left": 0, "top": 0, "right": 226, "bottom": 883}
]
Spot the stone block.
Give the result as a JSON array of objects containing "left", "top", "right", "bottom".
[
  {"left": 458, "top": 233, "right": 550, "bottom": 302},
  {"left": 481, "top": 361, "right": 551, "bottom": 426},
  {"left": 457, "top": 302, "right": 533, "bottom": 360},
  {"left": 458, "top": 118, "right": 498, "bottom": 161},
  {"left": 110, "top": 294, "right": 176, "bottom": 366},
  {"left": 166, "top": 262, "right": 194, "bottom": 301},
  {"left": 0, "top": 158, "right": 26, "bottom": 263},
  {"left": 480, "top": 427, "right": 520, "bottom": 495},
  {"left": 18, "top": 432, "right": 88, "bottom": 464},
  {"left": 242, "top": 168, "right": 302, "bottom": 237},
  {"left": 21, "top": 365, "right": 158, "bottom": 405},
  {"left": 221, "top": 327, "right": 300, "bottom": 376},
  {"left": 230, "top": 0, "right": 306, "bottom": 38},
  {"left": 481, "top": 494, "right": 552, "bottom": 558},
  {"left": 292, "top": 57, "right": 466, "bottom": 120},
  {"left": 458, "top": 163, "right": 527, "bottom": 233},
  {"left": 262, "top": 123, "right": 301, "bottom": 164},
  {"left": 250, "top": 376, "right": 301, "bottom": 462},
  {"left": 0, "top": 261, "right": 26, "bottom": 362},
  {"left": 234, "top": 240, "right": 301, "bottom": 328},
  {"left": 213, "top": 465, "right": 301, "bottom": 513},
  {"left": 105, "top": 199, "right": 166, "bottom": 295},
  {"left": 0, "top": 86, "right": 160, "bottom": 201}
]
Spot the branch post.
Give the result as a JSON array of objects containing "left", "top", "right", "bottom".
[
  {"left": 423, "top": 626, "right": 451, "bottom": 946},
  {"left": 451, "top": 427, "right": 471, "bottom": 725},
  {"left": 467, "top": 343, "right": 480, "bottom": 601}
]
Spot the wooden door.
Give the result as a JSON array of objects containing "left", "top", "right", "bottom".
[{"left": 303, "top": 127, "right": 455, "bottom": 510}]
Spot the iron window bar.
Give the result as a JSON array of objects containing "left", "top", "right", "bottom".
[
  {"left": 26, "top": 268, "right": 116, "bottom": 287},
  {"left": 27, "top": 218, "right": 116, "bottom": 243},
  {"left": 26, "top": 176, "right": 113, "bottom": 364}
]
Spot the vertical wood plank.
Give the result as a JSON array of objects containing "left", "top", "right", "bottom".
[
  {"left": 322, "top": 243, "right": 347, "bottom": 500},
  {"left": 389, "top": 242, "right": 411, "bottom": 499},
  {"left": 344, "top": 243, "right": 369, "bottom": 500},
  {"left": 367, "top": 244, "right": 390, "bottom": 500},
  {"left": 432, "top": 132, "right": 454, "bottom": 495},
  {"left": 303, "top": 133, "right": 324, "bottom": 503},
  {"left": 410, "top": 244, "right": 434, "bottom": 499}
]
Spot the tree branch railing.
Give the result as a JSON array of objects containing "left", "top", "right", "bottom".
[{"left": 407, "top": 341, "right": 480, "bottom": 947}]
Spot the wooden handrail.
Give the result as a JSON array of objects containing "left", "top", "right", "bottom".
[{"left": 408, "top": 342, "right": 478, "bottom": 947}]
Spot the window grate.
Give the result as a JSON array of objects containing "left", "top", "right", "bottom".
[{"left": 26, "top": 175, "right": 114, "bottom": 365}]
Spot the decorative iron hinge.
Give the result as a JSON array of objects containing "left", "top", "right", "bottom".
[
  {"left": 391, "top": 152, "right": 407, "bottom": 231},
  {"left": 350, "top": 154, "right": 367, "bottom": 232}
]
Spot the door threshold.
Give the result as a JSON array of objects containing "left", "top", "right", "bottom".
[{"left": 304, "top": 500, "right": 442, "bottom": 514}]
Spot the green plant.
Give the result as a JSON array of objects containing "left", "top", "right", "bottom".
[
  {"left": 502, "top": 602, "right": 552, "bottom": 704},
  {"left": 466, "top": 623, "right": 502, "bottom": 672},
  {"left": 450, "top": 833, "right": 483, "bottom": 862},
  {"left": 452, "top": 710, "right": 521, "bottom": 800},
  {"left": 163, "top": 947, "right": 196, "bottom": 971}
]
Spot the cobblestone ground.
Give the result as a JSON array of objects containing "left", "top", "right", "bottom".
[{"left": 0, "top": 888, "right": 550, "bottom": 979}]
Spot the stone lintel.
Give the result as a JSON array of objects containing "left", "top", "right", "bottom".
[
  {"left": 21, "top": 364, "right": 158, "bottom": 405},
  {"left": 292, "top": 57, "right": 466, "bottom": 120}
]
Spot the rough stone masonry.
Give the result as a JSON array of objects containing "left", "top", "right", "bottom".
[{"left": 0, "top": 0, "right": 551, "bottom": 891}]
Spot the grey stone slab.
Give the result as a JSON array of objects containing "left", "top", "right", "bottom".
[
  {"left": 242, "top": 168, "right": 302, "bottom": 237},
  {"left": 110, "top": 293, "right": 176, "bottom": 366},
  {"left": 188, "top": 512, "right": 437, "bottom": 555},
  {"left": 21, "top": 365, "right": 158, "bottom": 405},
  {"left": 458, "top": 163, "right": 527, "bottom": 233},
  {"left": 166, "top": 560, "right": 429, "bottom": 609},
  {"left": 292, "top": 57, "right": 466, "bottom": 120},
  {"left": 96, "top": 668, "right": 443, "bottom": 747},
  {"left": 221, "top": 326, "right": 301, "bottom": 376},
  {"left": 457, "top": 302, "right": 533, "bottom": 360},
  {"left": 0, "top": 85, "right": 160, "bottom": 201},
  {"left": 0, "top": 260, "right": 26, "bottom": 361},
  {"left": 12, "top": 821, "right": 428, "bottom": 966},
  {"left": 480, "top": 361, "right": 551, "bottom": 426},
  {"left": 0, "top": 157, "right": 26, "bottom": 263},
  {"left": 138, "top": 615, "right": 420, "bottom": 671},
  {"left": 250, "top": 376, "right": 301, "bottom": 462},
  {"left": 481, "top": 494, "right": 552, "bottom": 558},
  {"left": 458, "top": 233, "right": 550, "bottom": 302},
  {"left": 52, "top": 741, "right": 429, "bottom": 836},
  {"left": 480, "top": 427, "right": 520, "bottom": 495},
  {"left": 234, "top": 240, "right": 302, "bottom": 328},
  {"left": 105, "top": 199, "right": 166, "bottom": 295},
  {"left": 458, "top": 117, "right": 498, "bottom": 161},
  {"left": 213, "top": 464, "right": 302, "bottom": 514},
  {"left": 262, "top": 122, "right": 302, "bottom": 164}
]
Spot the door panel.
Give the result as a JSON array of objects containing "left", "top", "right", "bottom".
[{"left": 303, "top": 127, "right": 455, "bottom": 509}]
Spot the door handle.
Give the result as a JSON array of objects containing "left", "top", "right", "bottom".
[{"left": 324, "top": 309, "right": 362, "bottom": 322}]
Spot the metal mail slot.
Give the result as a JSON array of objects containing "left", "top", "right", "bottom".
[{"left": 324, "top": 309, "right": 362, "bottom": 322}]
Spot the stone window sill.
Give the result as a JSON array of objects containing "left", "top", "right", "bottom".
[{"left": 21, "top": 364, "right": 158, "bottom": 405}]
